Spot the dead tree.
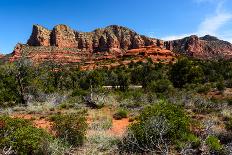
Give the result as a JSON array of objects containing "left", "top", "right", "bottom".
[{"left": 83, "top": 82, "right": 106, "bottom": 109}]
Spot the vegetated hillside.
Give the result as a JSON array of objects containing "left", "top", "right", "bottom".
[
  {"left": 1, "top": 57, "right": 232, "bottom": 154},
  {"left": 4, "top": 24, "right": 176, "bottom": 70},
  {"left": 165, "top": 35, "right": 232, "bottom": 60}
]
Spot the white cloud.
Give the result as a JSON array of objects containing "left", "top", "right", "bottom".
[
  {"left": 197, "top": 1, "right": 232, "bottom": 35},
  {"left": 161, "top": 0, "right": 232, "bottom": 42}
]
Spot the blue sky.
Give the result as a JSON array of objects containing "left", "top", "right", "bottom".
[{"left": 0, "top": 0, "right": 232, "bottom": 54}]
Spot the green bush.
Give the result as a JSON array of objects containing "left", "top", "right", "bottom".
[
  {"left": 138, "top": 101, "right": 190, "bottom": 141},
  {"left": 51, "top": 111, "right": 88, "bottom": 146},
  {"left": 113, "top": 109, "right": 128, "bottom": 120},
  {"left": 71, "top": 88, "right": 88, "bottom": 97},
  {"left": 0, "top": 116, "right": 52, "bottom": 155},
  {"left": 149, "top": 79, "right": 173, "bottom": 93},
  {"left": 59, "top": 102, "right": 75, "bottom": 109},
  {"left": 120, "top": 100, "right": 195, "bottom": 153},
  {"left": 225, "top": 118, "right": 232, "bottom": 132},
  {"left": 196, "top": 84, "right": 211, "bottom": 94},
  {"left": 1, "top": 116, "right": 31, "bottom": 145},
  {"left": 169, "top": 58, "right": 192, "bottom": 88},
  {"left": 8, "top": 126, "right": 52, "bottom": 155},
  {"left": 206, "top": 136, "right": 222, "bottom": 152},
  {"left": 216, "top": 81, "right": 225, "bottom": 91}
]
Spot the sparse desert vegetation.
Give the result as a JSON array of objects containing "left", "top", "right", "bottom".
[{"left": 1, "top": 57, "right": 232, "bottom": 154}]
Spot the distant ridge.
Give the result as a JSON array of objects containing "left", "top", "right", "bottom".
[{"left": 164, "top": 35, "right": 232, "bottom": 60}]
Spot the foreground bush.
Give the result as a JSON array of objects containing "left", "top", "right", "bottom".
[
  {"left": 119, "top": 100, "right": 198, "bottom": 154},
  {"left": 0, "top": 116, "right": 52, "bottom": 155},
  {"left": 51, "top": 110, "right": 88, "bottom": 146},
  {"left": 205, "top": 136, "right": 223, "bottom": 153}
]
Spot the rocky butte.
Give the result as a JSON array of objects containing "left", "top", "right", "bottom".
[
  {"left": 7, "top": 24, "right": 176, "bottom": 69},
  {"left": 2, "top": 24, "right": 232, "bottom": 69},
  {"left": 164, "top": 35, "right": 232, "bottom": 60}
]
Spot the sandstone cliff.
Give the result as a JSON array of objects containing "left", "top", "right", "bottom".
[
  {"left": 164, "top": 35, "right": 232, "bottom": 60},
  {"left": 3, "top": 25, "right": 232, "bottom": 68},
  {"left": 8, "top": 24, "right": 176, "bottom": 69},
  {"left": 27, "top": 24, "right": 162, "bottom": 51}
]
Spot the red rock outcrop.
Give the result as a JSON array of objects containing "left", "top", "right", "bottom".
[
  {"left": 3, "top": 25, "right": 232, "bottom": 68},
  {"left": 26, "top": 24, "right": 164, "bottom": 52},
  {"left": 0, "top": 54, "right": 4, "bottom": 59},
  {"left": 164, "top": 35, "right": 232, "bottom": 60},
  {"left": 27, "top": 25, "right": 51, "bottom": 46},
  {"left": 51, "top": 25, "right": 78, "bottom": 48},
  {"left": 6, "top": 24, "right": 177, "bottom": 69}
]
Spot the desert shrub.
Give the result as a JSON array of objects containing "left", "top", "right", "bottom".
[
  {"left": 47, "top": 139, "right": 72, "bottom": 155},
  {"left": 196, "top": 83, "right": 211, "bottom": 94},
  {"left": 149, "top": 79, "right": 173, "bottom": 93},
  {"left": 51, "top": 111, "right": 88, "bottom": 146},
  {"left": 216, "top": 81, "right": 225, "bottom": 91},
  {"left": 226, "top": 98, "right": 232, "bottom": 106},
  {"left": 59, "top": 103, "right": 69, "bottom": 109},
  {"left": 88, "top": 134, "right": 119, "bottom": 152},
  {"left": 206, "top": 136, "right": 223, "bottom": 152},
  {"left": 225, "top": 118, "right": 232, "bottom": 132},
  {"left": 0, "top": 116, "right": 52, "bottom": 155},
  {"left": 7, "top": 126, "right": 52, "bottom": 155},
  {"left": 193, "top": 97, "right": 220, "bottom": 114},
  {"left": 90, "top": 115, "right": 112, "bottom": 130},
  {"left": 113, "top": 109, "right": 128, "bottom": 120},
  {"left": 117, "top": 90, "right": 150, "bottom": 109},
  {"left": 119, "top": 100, "right": 196, "bottom": 153},
  {"left": 59, "top": 102, "right": 75, "bottom": 109},
  {"left": 226, "top": 80, "right": 232, "bottom": 88},
  {"left": 71, "top": 88, "right": 88, "bottom": 97},
  {"left": 116, "top": 91, "right": 143, "bottom": 109},
  {"left": 58, "top": 96, "right": 82, "bottom": 109},
  {"left": 138, "top": 101, "right": 191, "bottom": 140},
  {"left": 0, "top": 116, "right": 30, "bottom": 149}
]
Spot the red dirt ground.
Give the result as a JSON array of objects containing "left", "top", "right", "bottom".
[
  {"left": 12, "top": 112, "right": 131, "bottom": 137},
  {"left": 108, "top": 118, "right": 130, "bottom": 137},
  {"left": 12, "top": 114, "right": 53, "bottom": 133}
]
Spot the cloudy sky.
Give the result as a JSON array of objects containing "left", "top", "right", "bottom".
[{"left": 0, "top": 0, "right": 232, "bottom": 54}]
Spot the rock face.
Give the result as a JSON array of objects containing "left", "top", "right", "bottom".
[
  {"left": 7, "top": 24, "right": 176, "bottom": 69},
  {"left": 28, "top": 25, "right": 51, "bottom": 46},
  {"left": 51, "top": 25, "right": 78, "bottom": 48},
  {"left": 27, "top": 24, "right": 163, "bottom": 52},
  {"left": 3, "top": 25, "right": 232, "bottom": 68},
  {"left": 165, "top": 35, "right": 232, "bottom": 60},
  {"left": 0, "top": 54, "right": 4, "bottom": 59}
]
